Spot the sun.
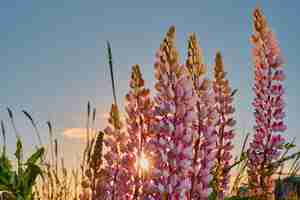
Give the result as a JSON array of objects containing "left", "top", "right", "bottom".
[{"left": 137, "top": 153, "right": 150, "bottom": 171}]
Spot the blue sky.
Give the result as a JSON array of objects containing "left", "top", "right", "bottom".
[{"left": 0, "top": 1, "right": 299, "bottom": 166}]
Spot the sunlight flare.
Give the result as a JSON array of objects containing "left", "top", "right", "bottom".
[{"left": 136, "top": 153, "right": 150, "bottom": 172}]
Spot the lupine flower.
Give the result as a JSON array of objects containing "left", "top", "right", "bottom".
[
  {"left": 247, "top": 7, "right": 286, "bottom": 199},
  {"left": 212, "top": 52, "right": 236, "bottom": 200},
  {"left": 186, "top": 33, "right": 218, "bottom": 200},
  {"left": 125, "top": 64, "right": 154, "bottom": 199},
  {"left": 150, "top": 26, "right": 197, "bottom": 199},
  {"left": 95, "top": 104, "right": 132, "bottom": 200}
]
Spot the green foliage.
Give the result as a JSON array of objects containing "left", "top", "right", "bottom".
[
  {"left": 208, "top": 191, "right": 217, "bottom": 200},
  {"left": 0, "top": 139, "right": 44, "bottom": 200}
]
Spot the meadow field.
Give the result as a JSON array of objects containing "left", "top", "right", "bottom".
[{"left": 1, "top": 5, "right": 300, "bottom": 200}]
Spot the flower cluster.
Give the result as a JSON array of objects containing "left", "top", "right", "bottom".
[
  {"left": 247, "top": 7, "right": 286, "bottom": 199},
  {"left": 186, "top": 33, "right": 218, "bottom": 200},
  {"left": 125, "top": 64, "right": 154, "bottom": 198},
  {"left": 150, "top": 26, "right": 197, "bottom": 199},
  {"left": 97, "top": 104, "right": 132, "bottom": 199},
  {"left": 212, "top": 52, "right": 236, "bottom": 200},
  {"left": 79, "top": 8, "right": 290, "bottom": 199}
]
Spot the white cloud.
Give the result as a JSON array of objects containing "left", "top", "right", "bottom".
[{"left": 63, "top": 128, "right": 87, "bottom": 139}]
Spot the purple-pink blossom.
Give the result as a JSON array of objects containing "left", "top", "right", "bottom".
[
  {"left": 247, "top": 7, "right": 287, "bottom": 199},
  {"left": 212, "top": 51, "right": 236, "bottom": 200},
  {"left": 149, "top": 26, "right": 197, "bottom": 199},
  {"left": 186, "top": 33, "right": 218, "bottom": 200}
]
